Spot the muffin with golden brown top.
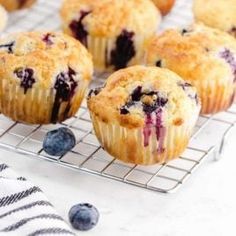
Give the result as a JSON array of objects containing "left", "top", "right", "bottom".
[
  {"left": 145, "top": 24, "right": 236, "bottom": 114},
  {"left": 0, "top": 31, "right": 93, "bottom": 124},
  {"left": 193, "top": 0, "right": 236, "bottom": 38},
  {"left": 87, "top": 66, "right": 200, "bottom": 165},
  {"left": 0, "top": 0, "right": 36, "bottom": 11},
  {"left": 60, "top": 0, "right": 161, "bottom": 72},
  {"left": 152, "top": 0, "right": 175, "bottom": 15}
]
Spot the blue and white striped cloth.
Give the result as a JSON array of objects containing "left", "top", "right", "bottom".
[{"left": 0, "top": 163, "right": 75, "bottom": 236}]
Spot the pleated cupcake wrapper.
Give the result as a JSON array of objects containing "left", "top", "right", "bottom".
[
  {"left": 194, "top": 77, "right": 236, "bottom": 114},
  {"left": 90, "top": 111, "right": 199, "bottom": 165},
  {"left": 87, "top": 35, "right": 146, "bottom": 73},
  {"left": 0, "top": 79, "right": 89, "bottom": 124}
]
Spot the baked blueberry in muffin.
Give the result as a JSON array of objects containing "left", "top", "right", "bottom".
[
  {"left": 87, "top": 66, "right": 200, "bottom": 165},
  {"left": 0, "top": 31, "right": 93, "bottom": 124},
  {"left": 61, "top": 0, "right": 161, "bottom": 72}
]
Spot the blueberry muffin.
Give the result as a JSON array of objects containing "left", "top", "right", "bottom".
[
  {"left": 0, "top": 0, "right": 36, "bottom": 11},
  {"left": 0, "top": 5, "right": 7, "bottom": 32},
  {"left": 193, "top": 0, "right": 236, "bottom": 38},
  {"left": 145, "top": 24, "right": 236, "bottom": 114},
  {"left": 60, "top": 0, "right": 161, "bottom": 72},
  {"left": 0, "top": 32, "right": 93, "bottom": 124},
  {"left": 87, "top": 66, "right": 200, "bottom": 165},
  {"left": 152, "top": 0, "right": 175, "bottom": 15}
]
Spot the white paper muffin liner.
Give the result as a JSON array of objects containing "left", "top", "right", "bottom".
[
  {"left": 90, "top": 109, "right": 199, "bottom": 165},
  {"left": 0, "top": 79, "right": 89, "bottom": 124},
  {"left": 193, "top": 77, "right": 236, "bottom": 114},
  {"left": 87, "top": 34, "right": 147, "bottom": 73}
]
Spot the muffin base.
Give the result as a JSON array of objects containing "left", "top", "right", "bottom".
[
  {"left": 90, "top": 112, "right": 199, "bottom": 165},
  {"left": 194, "top": 78, "right": 236, "bottom": 114},
  {"left": 86, "top": 34, "right": 146, "bottom": 73},
  {"left": 0, "top": 79, "right": 89, "bottom": 124}
]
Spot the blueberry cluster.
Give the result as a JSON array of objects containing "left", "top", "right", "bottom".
[{"left": 120, "top": 86, "right": 168, "bottom": 115}]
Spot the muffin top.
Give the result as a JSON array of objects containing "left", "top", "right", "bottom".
[
  {"left": 60, "top": 0, "right": 161, "bottom": 38},
  {"left": 146, "top": 24, "right": 236, "bottom": 85},
  {"left": 88, "top": 66, "right": 200, "bottom": 129},
  {"left": 0, "top": 32, "right": 93, "bottom": 92},
  {"left": 193, "top": 0, "right": 236, "bottom": 36}
]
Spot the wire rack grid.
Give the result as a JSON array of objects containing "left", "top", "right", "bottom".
[{"left": 0, "top": 0, "right": 235, "bottom": 194}]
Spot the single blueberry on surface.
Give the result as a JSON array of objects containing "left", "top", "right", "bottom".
[
  {"left": 43, "top": 127, "right": 76, "bottom": 156},
  {"left": 14, "top": 67, "right": 36, "bottom": 94},
  {"left": 110, "top": 30, "right": 136, "bottom": 70},
  {"left": 69, "top": 11, "right": 91, "bottom": 47},
  {"left": 69, "top": 203, "right": 99, "bottom": 231},
  {"left": 0, "top": 41, "right": 15, "bottom": 53}
]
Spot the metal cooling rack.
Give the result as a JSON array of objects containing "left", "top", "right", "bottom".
[{"left": 0, "top": 0, "right": 235, "bottom": 193}]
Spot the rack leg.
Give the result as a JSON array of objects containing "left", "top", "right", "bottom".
[{"left": 213, "top": 123, "right": 236, "bottom": 161}]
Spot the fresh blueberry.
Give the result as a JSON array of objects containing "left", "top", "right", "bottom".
[
  {"left": 69, "top": 203, "right": 99, "bottom": 231},
  {"left": 43, "top": 127, "right": 76, "bottom": 156}
]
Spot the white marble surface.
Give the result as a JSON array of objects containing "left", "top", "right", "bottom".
[{"left": 0, "top": 127, "right": 236, "bottom": 236}]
